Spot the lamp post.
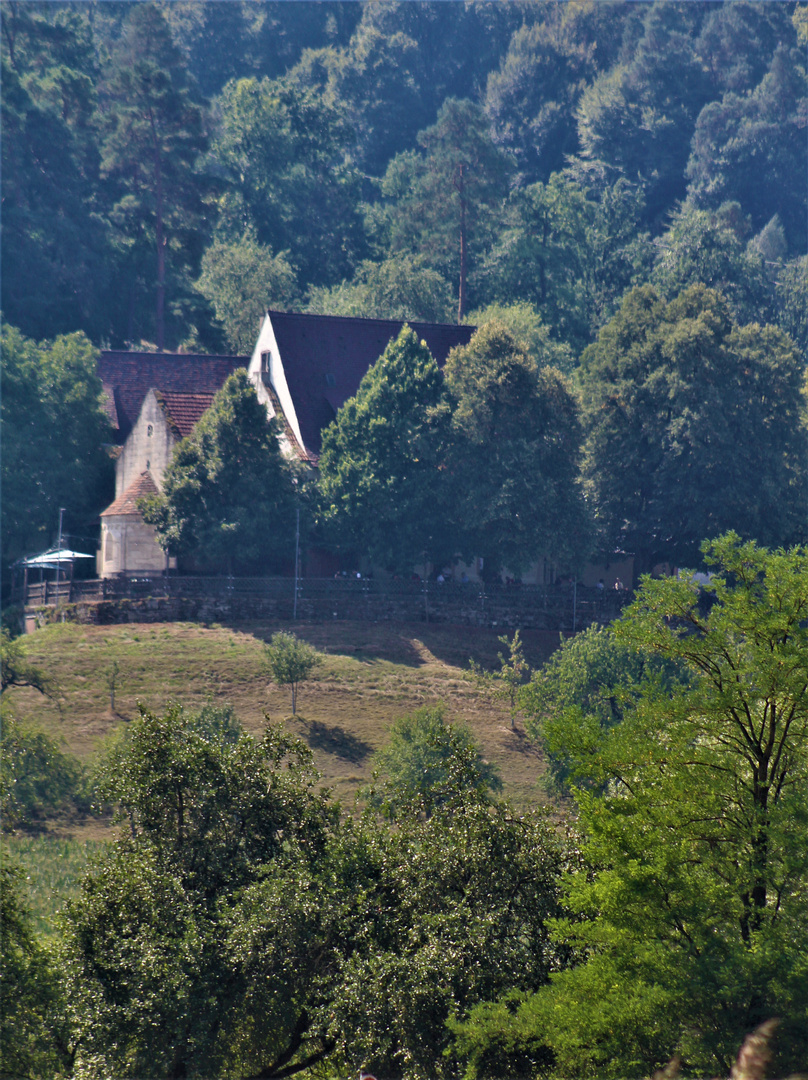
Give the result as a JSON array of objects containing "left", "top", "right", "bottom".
[
  {"left": 293, "top": 506, "right": 300, "bottom": 621},
  {"left": 56, "top": 508, "right": 66, "bottom": 591},
  {"left": 292, "top": 478, "right": 300, "bottom": 621}
]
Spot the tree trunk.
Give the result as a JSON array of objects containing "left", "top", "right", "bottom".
[
  {"left": 148, "top": 106, "right": 166, "bottom": 350},
  {"left": 457, "top": 163, "right": 467, "bottom": 323}
]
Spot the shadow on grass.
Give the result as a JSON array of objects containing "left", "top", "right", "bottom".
[
  {"left": 230, "top": 620, "right": 565, "bottom": 672},
  {"left": 301, "top": 719, "right": 373, "bottom": 764}
]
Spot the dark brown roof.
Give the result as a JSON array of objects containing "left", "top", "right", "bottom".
[
  {"left": 98, "top": 352, "right": 248, "bottom": 442},
  {"left": 267, "top": 311, "right": 475, "bottom": 455},
  {"left": 101, "top": 471, "right": 159, "bottom": 517},
  {"left": 157, "top": 391, "right": 217, "bottom": 438}
]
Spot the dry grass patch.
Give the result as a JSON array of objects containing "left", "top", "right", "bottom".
[{"left": 6, "top": 619, "right": 564, "bottom": 819}]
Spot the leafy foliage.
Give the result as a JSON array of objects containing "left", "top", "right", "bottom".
[
  {"left": 687, "top": 45, "right": 808, "bottom": 253},
  {"left": 377, "top": 98, "right": 511, "bottom": 319},
  {"left": 100, "top": 3, "right": 210, "bottom": 349},
  {"left": 264, "top": 631, "right": 322, "bottom": 716},
  {"left": 318, "top": 326, "right": 452, "bottom": 572},
  {"left": 0, "top": 712, "right": 86, "bottom": 832},
  {"left": 521, "top": 624, "right": 685, "bottom": 794},
  {"left": 0, "top": 324, "right": 113, "bottom": 566},
  {"left": 465, "top": 301, "right": 574, "bottom": 374},
  {"left": 469, "top": 631, "right": 531, "bottom": 731},
  {"left": 195, "top": 233, "right": 299, "bottom": 353},
  {"left": 514, "top": 536, "right": 808, "bottom": 1075},
  {"left": 444, "top": 321, "right": 590, "bottom": 575},
  {"left": 580, "top": 284, "right": 808, "bottom": 573},
  {"left": 306, "top": 255, "right": 454, "bottom": 323},
  {"left": 209, "top": 73, "right": 364, "bottom": 289},
  {"left": 366, "top": 702, "right": 501, "bottom": 819},
  {"left": 327, "top": 796, "right": 565, "bottom": 1080},
  {"left": 1, "top": 628, "right": 52, "bottom": 697},
  {"left": 63, "top": 705, "right": 340, "bottom": 1079},
  {"left": 1, "top": 856, "right": 72, "bottom": 1077},
  {"left": 141, "top": 371, "right": 297, "bottom": 573}
]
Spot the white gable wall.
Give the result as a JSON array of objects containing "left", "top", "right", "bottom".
[{"left": 248, "top": 313, "right": 306, "bottom": 454}]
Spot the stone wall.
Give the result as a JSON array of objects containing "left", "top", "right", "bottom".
[{"left": 26, "top": 578, "right": 628, "bottom": 632}]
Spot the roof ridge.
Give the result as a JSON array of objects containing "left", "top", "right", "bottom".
[{"left": 267, "top": 309, "right": 477, "bottom": 333}]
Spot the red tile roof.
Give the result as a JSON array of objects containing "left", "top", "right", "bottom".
[
  {"left": 98, "top": 352, "right": 248, "bottom": 442},
  {"left": 266, "top": 311, "right": 475, "bottom": 455},
  {"left": 101, "top": 471, "right": 159, "bottom": 517},
  {"left": 156, "top": 391, "right": 217, "bottom": 438}
]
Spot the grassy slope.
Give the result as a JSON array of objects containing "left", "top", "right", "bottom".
[{"left": 6, "top": 619, "right": 565, "bottom": 824}]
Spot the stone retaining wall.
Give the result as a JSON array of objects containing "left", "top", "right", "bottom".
[{"left": 27, "top": 582, "right": 626, "bottom": 633}]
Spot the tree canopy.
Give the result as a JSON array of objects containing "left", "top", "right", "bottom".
[
  {"left": 579, "top": 284, "right": 808, "bottom": 574},
  {"left": 541, "top": 536, "right": 808, "bottom": 1074},
  {"left": 451, "top": 534, "right": 808, "bottom": 1077},
  {"left": 141, "top": 370, "right": 297, "bottom": 574},
  {"left": 444, "top": 321, "right": 590, "bottom": 576},
  {"left": 2, "top": 0, "right": 802, "bottom": 355},
  {"left": 317, "top": 326, "right": 452, "bottom": 572},
  {"left": 366, "top": 702, "right": 502, "bottom": 819},
  {"left": 0, "top": 325, "right": 113, "bottom": 565}
]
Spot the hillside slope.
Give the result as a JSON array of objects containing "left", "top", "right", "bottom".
[{"left": 6, "top": 619, "right": 565, "bottom": 823}]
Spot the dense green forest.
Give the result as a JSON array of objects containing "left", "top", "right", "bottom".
[
  {"left": 2, "top": 0, "right": 805, "bottom": 353},
  {"left": 2, "top": 6, "right": 808, "bottom": 1075},
  {"left": 2, "top": 0, "right": 807, "bottom": 573}
]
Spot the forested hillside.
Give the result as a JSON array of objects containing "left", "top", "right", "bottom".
[
  {"left": 3, "top": 6, "right": 808, "bottom": 1076},
  {"left": 2, "top": 0, "right": 805, "bottom": 355},
  {"left": 3, "top": 0, "right": 806, "bottom": 577}
]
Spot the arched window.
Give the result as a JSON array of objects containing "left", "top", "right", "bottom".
[
  {"left": 104, "top": 531, "right": 114, "bottom": 563},
  {"left": 147, "top": 424, "right": 153, "bottom": 437}
]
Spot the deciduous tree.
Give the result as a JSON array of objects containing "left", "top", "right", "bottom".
[
  {"left": 366, "top": 702, "right": 501, "bottom": 819},
  {"left": 141, "top": 371, "right": 296, "bottom": 574},
  {"left": 317, "top": 327, "right": 452, "bottom": 573},
  {"left": 264, "top": 631, "right": 322, "bottom": 716},
  {"left": 687, "top": 46, "right": 808, "bottom": 253},
  {"left": 62, "top": 706, "right": 343, "bottom": 1079},
  {"left": 520, "top": 623, "right": 685, "bottom": 795},
  {"left": 0, "top": 325, "right": 113, "bottom": 567},
  {"left": 444, "top": 322, "right": 590, "bottom": 577},
  {"left": 195, "top": 233, "right": 299, "bottom": 353},
  {"left": 210, "top": 74, "right": 363, "bottom": 289},
  {"left": 1, "top": 858, "right": 71, "bottom": 1077},
  {"left": 306, "top": 256, "right": 453, "bottom": 324},
  {"left": 328, "top": 792, "right": 565, "bottom": 1080},
  {"left": 580, "top": 284, "right": 808, "bottom": 575},
  {"left": 528, "top": 536, "right": 808, "bottom": 1075},
  {"left": 450, "top": 536, "right": 808, "bottom": 1077}
]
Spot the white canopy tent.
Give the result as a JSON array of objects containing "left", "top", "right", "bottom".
[{"left": 21, "top": 548, "right": 95, "bottom": 569}]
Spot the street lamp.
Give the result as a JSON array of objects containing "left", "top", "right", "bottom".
[
  {"left": 56, "top": 508, "right": 66, "bottom": 591},
  {"left": 292, "top": 479, "right": 300, "bottom": 621}
]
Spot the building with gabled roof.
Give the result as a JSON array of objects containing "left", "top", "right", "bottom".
[
  {"left": 98, "top": 351, "right": 248, "bottom": 443},
  {"left": 247, "top": 311, "right": 474, "bottom": 462},
  {"left": 99, "top": 470, "right": 176, "bottom": 577},
  {"left": 97, "top": 313, "right": 475, "bottom": 576}
]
